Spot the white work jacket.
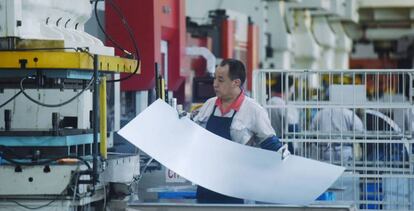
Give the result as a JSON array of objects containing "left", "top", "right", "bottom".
[
  {"left": 311, "top": 108, "right": 364, "bottom": 132},
  {"left": 193, "top": 96, "right": 276, "bottom": 145},
  {"left": 268, "top": 96, "right": 299, "bottom": 136}
]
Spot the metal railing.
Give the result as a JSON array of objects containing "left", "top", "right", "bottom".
[{"left": 252, "top": 69, "right": 414, "bottom": 210}]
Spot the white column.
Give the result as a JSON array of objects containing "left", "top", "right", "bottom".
[
  {"left": 330, "top": 21, "right": 352, "bottom": 69},
  {"left": 291, "top": 10, "right": 320, "bottom": 69},
  {"left": 312, "top": 16, "right": 336, "bottom": 69},
  {"left": 266, "top": 0, "right": 292, "bottom": 69}
]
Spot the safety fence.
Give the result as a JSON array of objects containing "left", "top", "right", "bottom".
[{"left": 252, "top": 69, "right": 414, "bottom": 210}]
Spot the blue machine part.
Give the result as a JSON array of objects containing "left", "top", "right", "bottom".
[
  {"left": 158, "top": 191, "right": 196, "bottom": 199},
  {"left": 0, "top": 134, "right": 98, "bottom": 147},
  {"left": 360, "top": 182, "right": 383, "bottom": 210},
  {"left": 316, "top": 191, "right": 336, "bottom": 201}
]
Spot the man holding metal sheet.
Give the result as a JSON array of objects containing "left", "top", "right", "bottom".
[{"left": 192, "top": 59, "right": 289, "bottom": 204}]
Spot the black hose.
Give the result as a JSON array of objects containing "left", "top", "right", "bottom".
[
  {"left": 0, "top": 90, "right": 22, "bottom": 108},
  {"left": 94, "top": 0, "right": 141, "bottom": 83},
  {"left": 19, "top": 76, "right": 94, "bottom": 108}
]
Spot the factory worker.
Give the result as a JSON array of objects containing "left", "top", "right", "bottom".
[
  {"left": 311, "top": 108, "right": 364, "bottom": 133},
  {"left": 311, "top": 108, "right": 364, "bottom": 161},
  {"left": 192, "top": 59, "right": 289, "bottom": 204},
  {"left": 268, "top": 75, "right": 300, "bottom": 153}
]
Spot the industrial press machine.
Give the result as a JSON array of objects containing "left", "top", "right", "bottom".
[{"left": 0, "top": 0, "right": 139, "bottom": 209}]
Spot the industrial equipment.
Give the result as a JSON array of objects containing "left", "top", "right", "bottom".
[
  {"left": 2, "top": 0, "right": 414, "bottom": 210},
  {"left": 0, "top": 0, "right": 139, "bottom": 209}
]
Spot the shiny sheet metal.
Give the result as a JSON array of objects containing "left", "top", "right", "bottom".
[{"left": 118, "top": 99, "right": 344, "bottom": 205}]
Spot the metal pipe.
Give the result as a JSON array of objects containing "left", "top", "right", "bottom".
[
  {"left": 51, "top": 112, "right": 60, "bottom": 135},
  {"left": 160, "top": 77, "right": 165, "bottom": 101},
  {"left": 4, "top": 109, "right": 11, "bottom": 131},
  {"left": 100, "top": 76, "right": 107, "bottom": 159},
  {"left": 93, "top": 54, "right": 99, "bottom": 184},
  {"left": 155, "top": 63, "right": 159, "bottom": 99}
]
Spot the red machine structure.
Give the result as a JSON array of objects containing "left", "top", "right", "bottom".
[
  {"left": 106, "top": 0, "right": 186, "bottom": 102},
  {"left": 106, "top": 1, "right": 259, "bottom": 105}
]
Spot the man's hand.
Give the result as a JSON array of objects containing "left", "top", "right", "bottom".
[
  {"left": 178, "top": 110, "right": 188, "bottom": 119},
  {"left": 277, "top": 144, "right": 291, "bottom": 160},
  {"left": 190, "top": 109, "right": 200, "bottom": 120}
]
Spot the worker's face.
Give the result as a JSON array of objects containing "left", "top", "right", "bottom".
[{"left": 213, "top": 65, "right": 240, "bottom": 99}]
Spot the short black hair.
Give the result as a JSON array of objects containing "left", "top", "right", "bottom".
[{"left": 220, "top": 59, "right": 246, "bottom": 86}]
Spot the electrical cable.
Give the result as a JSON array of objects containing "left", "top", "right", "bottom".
[
  {"left": 72, "top": 170, "right": 80, "bottom": 206},
  {"left": 0, "top": 145, "right": 95, "bottom": 199},
  {"left": 128, "top": 157, "right": 153, "bottom": 195},
  {"left": 94, "top": 0, "right": 141, "bottom": 83},
  {"left": 8, "top": 168, "right": 88, "bottom": 210},
  {"left": 94, "top": 1, "right": 126, "bottom": 54},
  {"left": 139, "top": 158, "right": 154, "bottom": 180},
  {"left": 0, "top": 147, "right": 92, "bottom": 170},
  {"left": 19, "top": 76, "right": 94, "bottom": 108},
  {"left": 0, "top": 90, "right": 22, "bottom": 109},
  {"left": 0, "top": 148, "right": 97, "bottom": 199},
  {"left": 0, "top": 47, "right": 93, "bottom": 109},
  {"left": 73, "top": 175, "right": 79, "bottom": 196},
  {"left": 0, "top": 145, "right": 28, "bottom": 160},
  {"left": 106, "top": 0, "right": 139, "bottom": 59},
  {"left": 9, "top": 199, "right": 58, "bottom": 210},
  {"left": 1, "top": 155, "right": 92, "bottom": 170},
  {"left": 97, "top": 0, "right": 140, "bottom": 82}
]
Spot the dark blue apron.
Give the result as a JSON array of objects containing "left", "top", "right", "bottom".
[{"left": 196, "top": 106, "right": 244, "bottom": 204}]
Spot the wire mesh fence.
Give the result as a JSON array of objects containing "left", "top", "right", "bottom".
[{"left": 252, "top": 69, "right": 414, "bottom": 210}]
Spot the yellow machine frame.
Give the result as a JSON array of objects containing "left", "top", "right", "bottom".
[{"left": 0, "top": 51, "right": 139, "bottom": 73}]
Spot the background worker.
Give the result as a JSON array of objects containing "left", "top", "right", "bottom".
[
  {"left": 311, "top": 108, "right": 364, "bottom": 161},
  {"left": 192, "top": 59, "right": 289, "bottom": 204},
  {"left": 268, "top": 75, "right": 300, "bottom": 153}
]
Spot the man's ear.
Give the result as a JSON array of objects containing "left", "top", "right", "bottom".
[{"left": 233, "top": 79, "right": 241, "bottom": 87}]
